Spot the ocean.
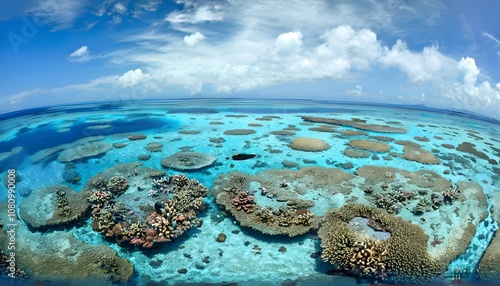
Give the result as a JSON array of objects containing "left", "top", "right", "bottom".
[{"left": 0, "top": 99, "right": 499, "bottom": 286}]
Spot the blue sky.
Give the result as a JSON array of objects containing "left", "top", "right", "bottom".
[{"left": 1, "top": 0, "right": 499, "bottom": 119}]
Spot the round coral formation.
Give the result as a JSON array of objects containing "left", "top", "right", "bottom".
[
  {"left": 58, "top": 141, "right": 113, "bottom": 162},
  {"left": 107, "top": 175, "right": 129, "bottom": 195},
  {"left": 318, "top": 204, "right": 445, "bottom": 284},
  {"left": 19, "top": 185, "right": 90, "bottom": 231},
  {"left": 291, "top": 137, "right": 330, "bottom": 152},
  {"left": 161, "top": 151, "right": 216, "bottom": 170},
  {"left": 401, "top": 146, "right": 440, "bottom": 164},
  {"left": 349, "top": 139, "right": 390, "bottom": 153}
]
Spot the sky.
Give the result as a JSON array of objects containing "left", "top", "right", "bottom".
[{"left": 0, "top": 0, "right": 499, "bottom": 119}]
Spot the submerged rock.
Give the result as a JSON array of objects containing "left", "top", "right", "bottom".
[{"left": 232, "top": 153, "right": 256, "bottom": 161}]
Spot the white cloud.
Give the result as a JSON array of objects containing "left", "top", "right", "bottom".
[
  {"left": 113, "top": 2, "right": 127, "bottom": 14},
  {"left": 458, "top": 57, "right": 479, "bottom": 86},
  {"left": 9, "top": 88, "right": 48, "bottom": 104},
  {"left": 69, "top": 45, "right": 88, "bottom": 57},
  {"left": 184, "top": 32, "right": 205, "bottom": 47},
  {"left": 139, "top": 0, "right": 162, "bottom": 12},
  {"left": 117, "top": 69, "right": 150, "bottom": 87},
  {"left": 483, "top": 32, "right": 500, "bottom": 44},
  {"left": 93, "top": 0, "right": 129, "bottom": 23},
  {"left": 347, "top": 85, "right": 365, "bottom": 96},
  {"left": 443, "top": 57, "right": 500, "bottom": 114},
  {"left": 166, "top": 4, "right": 223, "bottom": 24},
  {"left": 378, "top": 40, "right": 451, "bottom": 82},
  {"left": 68, "top": 45, "right": 91, "bottom": 62},
  {"left": 29, "top": 0, "right": 88, "bottom": 30},
  {"left": 273, "top": 31, "right": 302, "bottom": 57}
]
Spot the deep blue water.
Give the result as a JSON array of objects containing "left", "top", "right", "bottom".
[{"left": 0, "top": 117, "right": 179, "bottom": 155}]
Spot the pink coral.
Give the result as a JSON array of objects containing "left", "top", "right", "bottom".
[{"left": 232, "top": 191, "right": 256, "bottom": 213}]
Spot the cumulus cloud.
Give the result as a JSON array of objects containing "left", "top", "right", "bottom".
[
  {"left": 347, "top": 85, "right": 365, "bottom": 96},
  {"left": 273, "top": 31, "right": 303, "bottom": 57},
  {"left": 68, "top": 45, "right": 91, "bottom": 62},
  {"left": 184, "top": 32, "right": 205, "bottom": 47},
  {"left": 444, "top": 57, "right": 500, "bottom": 113},
  {"left": 378, "top": 40, "right": 450, "bottom": 82},
  {"left": 458, "top": 57, "right": 479, "bottom": 86},
  {"left": 117, "top": 68, "right": 150, "bottom": 87}
]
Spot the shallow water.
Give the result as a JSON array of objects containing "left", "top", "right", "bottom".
[{"left": 1, "top": 99, "right": 499, "bottom": 285}]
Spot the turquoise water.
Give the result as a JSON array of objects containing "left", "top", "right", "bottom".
[{"left": 0, "top": 99, "right": 499, "bottom": 285}]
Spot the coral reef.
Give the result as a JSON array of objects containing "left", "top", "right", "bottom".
[
  {"left": 85, "top": 165, "right": 208, "bottom": 249},
  {"left": 319, "top": 204, "right": 445, "bottom": 284},
  {"left": 400, "top": 146, "right": 441, "bottom": 164},
  {"left": 124, "top": 192, "right": 205, "bottom": 248},
  {"left": 106, "top": 175, "right": 129, "bottom": 195},
  {"left": 161, "top": 151, "right": 217, "bottom": 170},
  {"left": 146, "top": 142, "right": 163, "bottom": 152},
  {"left": 19, "top": 185, "right": 90, "bottom": 231},
  {"left": 343, "top": 149, "right": 371, "bottom": 158},
  {"left": 477, "top": 190, "right": 500, "bottom": 281},
  {"left": 223, "top": 129, "right": 256, "bottom": 135},
  {"left": 16, "top": 231, "right": 133, "bottom": 283},
  {"left": 301, "top": 115, "right": 407, "bottom": 133},
  {"left": 215, "top": 186, "right": 320, "bottom": 237},
  {"left": 442, "top": 185, "right": 460, "bottom": 205},
  {"left": 412, "top": 197, "right": 431, "bottom": 215},
  {"left": 349, "top": 139, "right": 391, "bottom": 153},
  {"left": 231, "top": 190, "right": 256, "bottom": 213},
  {"left": 128, "top": 134, "right": 147, "bottom": 140},
  {"left": 373, "top": 192, "right": 403, "bottom": 214},
  {"left": 290, "top": 137, "right": 330, "bottom": 151},
  {"left": 58, "top": 141, "right": 113, "bottom": 162},
  {"left": 0, "top": 250, "right": 26, "bottom": 279}
]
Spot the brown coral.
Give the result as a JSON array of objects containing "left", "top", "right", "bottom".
[
  {"left": 232, "top": 191, "right": 256, "bottom": 213},
  {"left": 215, "top": 187, "right": 319, "bottom": 237},
  {"left": 107, "top": 176, "right": 128, "bottom": 195},
  {"left": 442, "top": 186, "right": 460, "bottom": 204},
  {"left": 319, "top": 204, "right": 445, "bottom": 284}
]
